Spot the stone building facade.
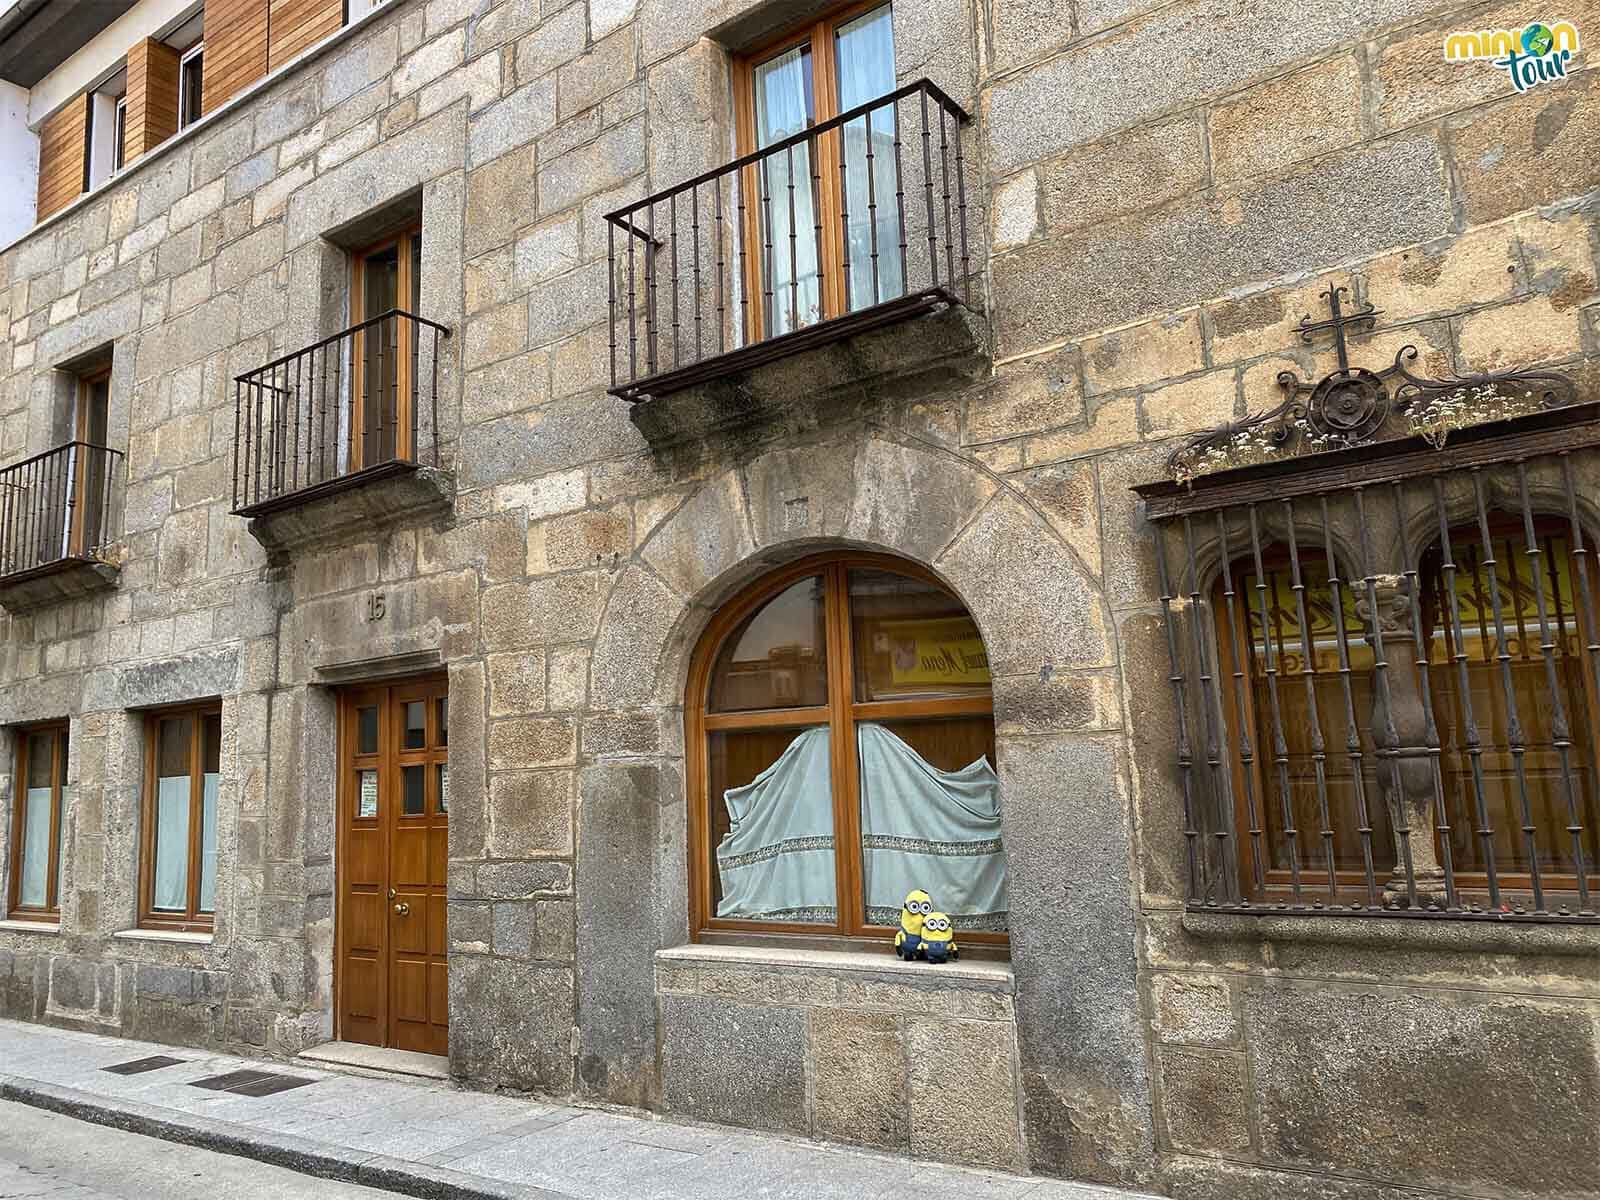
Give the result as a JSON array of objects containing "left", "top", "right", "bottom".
[{"left": 0, "top": 0, "right": 1596, "bottom": 1197}]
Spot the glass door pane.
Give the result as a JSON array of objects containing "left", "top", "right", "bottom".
[
  {"left": 77, "top": 376, "right": 110, "bottom": 552},
  {"left": 753, "top": 44, "right": 821, "bottom": 336},
  {"left": 360, "top": 245, "right": 400, "bottom": 466},
  {"left": 836, "top": 5, "right": 901, "bottom": 311}
]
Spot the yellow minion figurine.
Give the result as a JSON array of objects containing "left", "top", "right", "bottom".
[
  {"left": 920, "top": 912, "right": 958, "bottom": 963},
  {"left": 895, "top": 889, "right": 933, "bottom": 959}
]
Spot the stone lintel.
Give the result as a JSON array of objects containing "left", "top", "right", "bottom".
[{"left": 313, "top": 648, "right": 445, "bottom": 685}]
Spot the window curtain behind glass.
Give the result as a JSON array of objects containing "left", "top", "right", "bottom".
[
  {"left": 857, "top": 723, "right": 1007, "bottom": 927},
  {"left": 714, "top": 722, "right": 1007, "bottom": 927},
  {"left": 199, "top": 771, "right": 219, "bottom": 912},
  {"left": 836, "top": 6, "right": 903, "bottom": 311},
  {"left": 753, "top": 47, "right": 821, "bottom": 336},
  {"left": 18, "top": 786, "right": 52, "bottom": 907},
  {"left": 715, "top": 726, "right": 836, "bottom": 919},
  {"left": 153, "top": 776, "right": 191, "bottom": 911}
]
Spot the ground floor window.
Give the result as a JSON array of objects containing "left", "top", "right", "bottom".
[
  {"left": 1215, "top": 517, "right": 1600, "bottom": 904},
  {"left": 139, "top": 703, "right": 221, "bottom": 931},
  {"left": 687, "top": 551, "right": 1008, "bottom": 947},
  {"left": 8, "top": 723, "right": 68, "bottom": 920}
]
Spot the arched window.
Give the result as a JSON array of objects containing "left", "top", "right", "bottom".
[
  {"left": 1214, "top": 547, "right": 1399, "bottom": 891},
  {"left": 1420, "top": 517, "right": 1600, "bottom": 885},
  {"left": 686, "top": 551, "right": 1009, "bottom": 947},
  {"left": 1211, "top": 519, "right": 1600, "bottom": 905}
]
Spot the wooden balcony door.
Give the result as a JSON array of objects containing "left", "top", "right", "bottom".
[
  {"left": 70, "top": 370, "right": 110, "bottom": 557},
  {"left": 337, "top": 675, "right": 449, "bottom": 1055},
  {"left": 351, "top": 228, "right": 421, "bottom": 471}
]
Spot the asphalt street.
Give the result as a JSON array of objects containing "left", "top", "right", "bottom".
[{"left": 0, "top": 1099, "right": 403, "bottom": 1200}]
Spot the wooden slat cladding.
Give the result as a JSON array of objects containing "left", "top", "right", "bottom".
[
  {"left": 268, "top": 0, "right": 343, "bottom": 69},
  {"left": 201, "top": 0, "right": 268, "bottom": 116},
  {"left": 125, "top": 38, "right": 181, "bottom": 162},
  {"left": 35, "top": 94, "right": 89, "bottom": 221}
]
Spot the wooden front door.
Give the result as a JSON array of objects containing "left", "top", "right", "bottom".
[{"left": 337, "top": 676, "right": 449, "bottom": 1055}]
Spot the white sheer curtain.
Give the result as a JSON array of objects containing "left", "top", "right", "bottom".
[
  {"left": 18, "top": 786, "right": 52, "bottom": 907},
  {"left": 753, "top": 47, "right": 822, "bottom": 336},
  {"left": 713, "top": 722, "right": 1008, "bottom": 927},
  {"left": 198, "top": 771, "right": 219, "bottom": 912},
  {"left": 153, "top": 775, "right": 191, "bottom": 911},
  {"left": 715, "top": 727, "right": 836, "bottom": 920},
  {"left": 837, "top": 5, "right": 903, "bottom": 311},
  {"left": 857, "top": 724, "right": 1007, "bottom": 924}
]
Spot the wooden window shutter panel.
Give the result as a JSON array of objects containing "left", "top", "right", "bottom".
[
  {"left": 125, "top": 38, "right": 181, "bottom": 162},
  {"left": 268, "top": 0, "right": 343, "bottom": 70},
  {"left": 200, "top": 0, "right": 269, "bottom": 116},
  {"left": 35, "top": 93, "right": 90, "bottom": 222}
]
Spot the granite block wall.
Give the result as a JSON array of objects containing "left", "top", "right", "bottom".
[{"left": 0, "top": 0, "right": 1595, "bottom": 1193}]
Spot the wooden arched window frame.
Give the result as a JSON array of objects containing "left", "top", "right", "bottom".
[{"left": 685, "top": 550, "right": 1008, "bottom": 951}]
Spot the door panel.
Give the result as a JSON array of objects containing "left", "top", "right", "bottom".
[{"left": 337, "top": 676, "right": 448, "bottom": 1054}]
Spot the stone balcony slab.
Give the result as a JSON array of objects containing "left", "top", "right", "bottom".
[
  {"left": 239, "top": 463, "right": 456, "bottom": 556},
  {"left": 0, "top": 556, "right": 120, "bottom": 613},
  {"left": 627, "top": 302, "right": 990, "bottom": 448}
]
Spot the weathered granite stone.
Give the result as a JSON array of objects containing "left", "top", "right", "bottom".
[
  {"left": 1150, "top": 973, "right": 1238, "bottom": 1047},
  {"left": 1244, "top": 983, "right": 1600, "bottom": 1195},
  {"left": 811, "top": 1008, "right": 906, "bottom": 1150},
  {"left": 907, "top": 1017, "right": 1024, "bottom": 1170},
  {"left": 575, "top": 761, "right": 664, "bottom": 1107},
  {"left": 1158, "top": 1046, "right": 1253, "bottom": 1156},
  {"left": 449, "top": 956, "right": 574, "bottom": 1091},
  {"left": 660, "top": 993, "right": 808, "bottom": 1134}
]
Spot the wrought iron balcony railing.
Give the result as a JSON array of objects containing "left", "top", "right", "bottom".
[
  {"left": 0, "top": 441, "right": 123, "bottom": 583},
  {"left": 605, "top": 78, "right": 974, "bottom": 403},
  {"left": 231, "top": 309, "right": 451, "bottom": 516}
]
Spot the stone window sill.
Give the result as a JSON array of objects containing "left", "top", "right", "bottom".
[
  {"left": 0, "top": 919, "right": 61, "bottom": 935},
  {"left": 1180, "top": 908, "right": 1599, "bottom": 957},
  {"left": 112, "top": 928, "right": 215, "bottom": 945},
  {"left": 657, "top": 942, "right": 1014, "bottom": 990}
]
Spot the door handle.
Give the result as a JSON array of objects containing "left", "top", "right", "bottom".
[{"left": 393, "top": 902, "right": 410, "bottom": 915}]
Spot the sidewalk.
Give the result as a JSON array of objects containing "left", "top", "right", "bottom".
[{"left": 0, "top": 1019, "right": 1159, "bottom": 1200}]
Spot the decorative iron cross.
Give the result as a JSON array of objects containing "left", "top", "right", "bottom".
[
  {"left": 1165, "top": 280, "right": 1577, "bottom": 480},
  {"left": 1296, "top": 285, "right": 1379, "bottom": 374}
]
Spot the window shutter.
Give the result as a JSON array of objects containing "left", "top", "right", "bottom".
[
  {"left": 35, "top": 93, "right": 90, "bottom": 222},
  {"left": 268, "top": 0, "right": 344, "bottom": 70},
  {"left": 200, "top": 0, "right": 269, "bottom": 117},
  {"left": 125, "top": 38, "right": 181, "bottom": 162}
]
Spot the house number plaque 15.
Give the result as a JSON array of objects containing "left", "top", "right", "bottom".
[{"left": 365, "top": 592, "right": 387, "bottom": 622}]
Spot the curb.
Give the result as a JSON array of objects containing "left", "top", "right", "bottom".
[{"left": 0, "top": 1074, "right": 575, "bottom": 1200}]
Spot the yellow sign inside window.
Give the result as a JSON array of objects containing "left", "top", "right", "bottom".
[{"left": 883, "top": 619, "right": 992, "bottom": 688}]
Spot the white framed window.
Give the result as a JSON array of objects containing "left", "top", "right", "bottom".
[
  {"left": 112, "top": 96, "right": 127, "bottom": 173},
  {"left": 178, "top": 43, "right": 204, "bottom": 129}
]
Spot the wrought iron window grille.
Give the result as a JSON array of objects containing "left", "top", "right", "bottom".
[{"left": 1136, "top": 290, "right": 1597, "bottom": 924}]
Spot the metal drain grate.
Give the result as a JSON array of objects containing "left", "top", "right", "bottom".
[
  {"left": 190, "top": 1068, "right": 316, "bottom": 1097},
  {"left": 102, "top": 1055, "right": 186, "bottom": 1075}
]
